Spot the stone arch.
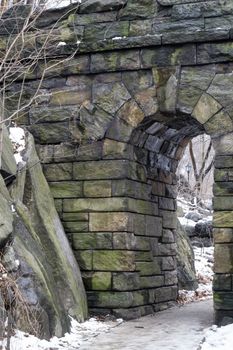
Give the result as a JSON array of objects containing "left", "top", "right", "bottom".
[{"left": 21, "top": 61, "right": 233, "bottom": 323}]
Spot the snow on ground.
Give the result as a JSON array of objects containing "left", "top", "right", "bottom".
[
  {"left": 178, "top": 246, "right": 214, "bottom": 304},
  {"left": 0, "top": 317, "right": 118, "bottom": 350},
  {"left": 200, "top": 324, "right": 233, "bottom": 350}
]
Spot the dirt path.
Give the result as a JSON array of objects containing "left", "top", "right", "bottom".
[{"left": 79, "top": 299, "right": 213, "bottom": 350}]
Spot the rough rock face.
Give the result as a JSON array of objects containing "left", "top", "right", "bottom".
[
  {"left": 0, "top": 132, "right": 88, "bottom": 338},
  {"left": 176, "top": 222, "right": 198, "bottom": 291}
]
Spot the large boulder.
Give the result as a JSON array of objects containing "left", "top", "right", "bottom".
[
  {"left": 0, "top": 174, "right": 13, "bottom": 248},
  {"left": 1, "top": 126, "right": 17, "bottom": 182},
  {"left": 8, "top": 132, "right": 88, "bottom": 338},
  {"left": 176, "top": 221, "right": 198, "bottom": 291}
]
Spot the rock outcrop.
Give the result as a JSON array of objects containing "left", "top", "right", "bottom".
[{"left": 0, "top": 131, "right": 88, "bottom": 338}]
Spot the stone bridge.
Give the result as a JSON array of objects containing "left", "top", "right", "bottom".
[{"left": 4, "top": 0, "right": 233, "bottom": 324}]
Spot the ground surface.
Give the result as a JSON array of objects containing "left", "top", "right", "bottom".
[{"left": 79, "top": 299, "right": 213, "bottom": 350}]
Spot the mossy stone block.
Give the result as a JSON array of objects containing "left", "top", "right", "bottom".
[
  {"left": 43, "top": 163, "right": 73, "bottom": 181},
  {"left": 136, "top": 260, "right": 161, "bottom": 276},
  {"left": 93, "top": 250, "right": 135, "bottom": 271},
  {"left": 49, "top": 181, "right": 83, "bottom": 198},
  {"left": 112, "top": 272, "right": 140, "bottom": 291},
  {"left": 90, "top": 212, "right": 132, "bottom": 232},
  {"left": 83, "top": 180, "right": 111, "bottom": 197},
  {"left": 74, "top": 250, "right": 93, "bottom": 271},
  {"left": 72, "top": 232, "right": 112, "bottom": 250}
]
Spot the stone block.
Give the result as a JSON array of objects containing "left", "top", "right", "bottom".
[
  {"left": 214, "top": 197, "right": 233, "bottom": 211},
  {"left": 162, "top": 230, "right": 175, "bottom": 243},
  {"left": 103, "top": 139, "right": 133, "bottom": 160},
  {"left": 63, "top": 197, "right": 128, "bottom": 212},
  {"left": 192, "top": 92, "right": 222, "bottom": 124},
  {"left": 159, "top": 197, "right": 176, "bottom": 211},
  {"left": 140, "top": 276, "right": 164, "bottom": 288},
  {"left": 62, "top": 213, "right": 88, "bottom": 222},
  {"left": 106, "top": 117, "right": 134, "bottom": 143},
  {"left": 83, "top": 180, "right": 111, "bottom": 197},
  {"left": 204, "top": 110, "right": 233, "bottom": 137},
  {"left": 141, "top": 45, "right": 196, "bottom": 68},
  {"left": 214, "top": 292, "right": 233, "bottom": 310},
  {"left": 28, "top": 123, "right": 72, "bottom": 144},
  {"left": 73, "top": 160, "right": 129, "bottom": 180},
  {"left": 197, "top": 42, "right": 233, "bottom": 64},
  {"left": 214, "top": 211, "right": 233, "bottom": 228},
  {"left": 54, "top": 142, "right": 102, "bottom": 163},
  {"left": 64, "top": 221, "right": 88, "bottom": 233},
  {"left": 72, "top": 232, "right": 112, "bottom": 250},
  {"left": 154, "top": 286, "right": 177, "bottom": 303},
  {"left": 214, "top": 228, "right": 233, "bottom": 243},
  {"left": 162, "top": 256, "right": 176, "bottom": 271},
  {"left": 135, "top": 251, "right": 153, "bottom": 262},
  {"left": 84, "top": 21, "right": 129, "bottom": 41},
  {"left": 91, "top": 50, "right": 140, "bottom": 73},
  {"left": 93, "top": 82, "right": 131, "bottom": 115},
  {"left": 158, "top": 243, "right": 177, "bottom": 256},
  {"left": 36, "top": 145, "right": 54, "bottom": 164},
  {"left": 29, "top": 106, "right": 76, "bottom": 124},
  {"left": 112, "top": 272, "right": 140, "bottom": 291},
  {"left": 112, "top": 179, "right": 151, "bottom": 201},
  {"left": 119, "top": 0, "right": 157, "bottom": 20},
  {"left": 215, "top": 156, "right": 233, "bottom": 169},
  {"left": 49, "top": 181, "right": 83, "bottom": 198},
  {"left": 49, "top": 88, "right": 91, "bottom": 106},
  {"left": 136, "top": 260, "right": 161, "bottom": 276},
  {"left": 43, "top": 163, "right": 73, "bottom": 181},
  {"left": 90, "top": 212, "right": 132, "bottom": 232},
  {"left": 93, "top": 251, "right": 135, "bottom": 271},
  {"left": 215, "top": 244, "right": 233, "bottom": 273},
  {"left": 213, "top": 274, "right": 232, "bottom": 291},
  {"left": 160, "top": 211, "right": 177, "bottom": 229},
  {"left": 113, "top": 232, "right": 137, "bottom": 250},
  {"left": 83, "top": 271, "right": 112, "bottom": 291},
  {"left": 87, "top": 291, "right": 134, "bottom": 308},
  {"left": 74, "top": 250, "right": 93, "bottom": 270},
  {"left": 164, "top": 271, "right": 178, "bottom": 286}
]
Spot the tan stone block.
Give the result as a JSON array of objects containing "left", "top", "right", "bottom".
[
  {"left": 192, "top": 92, "right": 222, "bottom": 124},
  {"left": 215, "top": 244, "right": 233, "bottom": 273},
  {"left": 83, "top": 180, "right": 112, "bottom": 197},
  {"left": 117, "top": 99, "right": 144, "bottom": 127},
  {"left": 214, "top": 228, "right": 233, "bottom": 243},
  {"left": 214, "top": 211, "right": 233, "bottom": 228},
  {"left": 90, "top": 212, "right": 132, "bottom": 232}
]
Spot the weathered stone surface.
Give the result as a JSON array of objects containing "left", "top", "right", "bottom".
[
  {"left": 215, "top": 244, "right": 233, "bottom": 273},
  {"left": 89, "top": 212, "right": 132, "bottom": 232},
  {"left": 136, "top": 260, "right": 161, "bottom": 276},
  {"left": 141, "top": 45, "right": 196, "bottom": 68},
  {"left": 49, "top": 181, "right": 83, "bottom": 198},
  {"left": 204, "top": 110, "right": 233, "bottom": 137},
  {"left": 176, "top": 222, "right": 198, "bottom": 290},
  {"left": 1, "top": 126, "right": 17, "bottom": 177},
  {"left": 43, "top": 163, "right": 73, "bottom": 181},
  {"left": 93, "top": 82, "right": 131, "bottom": 115},
  {"left": 213, "top": 274, "right": 232, "bottom": 291},
  {"left": 0, "top": 175, "right": 13, "bottom": 248},
  {"left": 214, "top": 228, "right": 233, "bottom": 243},
  {"left": 83, "top": 180, "right": 111, "bottom": 197},
  {"left": 73, "top": 160, "right": 129, "bottom": 180},
  {"left": 91, "top": 50, "right": 140, "bottom": 73},
  {"left": 113, "top": 272, "right": 140, "bottom": 291},
  {"left": 93, "top": 251, "right": 135, "bottom": 271},
  {"left": 79, "top": 0, "right": 127, "bottom": 14},
  {"left": 214, "top": 211, "right": 233, "bottom": 228},
  {"left": 73, "top": 232, "right": 112, "bottom": 250},
  {"left": 192, "top": 93, "right": 222, "bottom": 124}
]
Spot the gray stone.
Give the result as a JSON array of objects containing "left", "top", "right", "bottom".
[{"left": 79, "top": 0, "right": 127, "bottom": 13}]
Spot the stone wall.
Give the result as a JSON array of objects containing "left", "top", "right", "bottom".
[{"left": 3, "top": 0, "right": 233, "bottom": 323}]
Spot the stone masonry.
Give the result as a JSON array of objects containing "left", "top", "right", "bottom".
[{"left": 3, "top": 0, "right": 233, "bottom": 323}]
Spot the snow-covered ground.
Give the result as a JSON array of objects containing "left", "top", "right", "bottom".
[
  {"left": 0, "top": 317, "right": 120, "bottom": 350},
  {"left": 200, "top": 324, "right": 233, "bottom": 350}
]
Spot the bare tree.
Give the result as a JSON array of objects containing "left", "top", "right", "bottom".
[
  {"left": 0, "top": 0, "right": 79, "bottom": 170},
  {"left": 188, "top": 135, "right": 214, "bottom": 205}
]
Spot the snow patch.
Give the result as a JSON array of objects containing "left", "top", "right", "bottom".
[
  {"left": 200, "top": 324, "right": 233, "bottom": 350},
  {"left": 1, "top": 317, "right": 112, "bottom": 350},
  {"left": 9, "top": 127, "right": 25, "bottom": 164}
]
